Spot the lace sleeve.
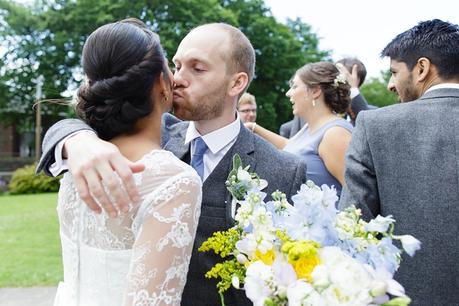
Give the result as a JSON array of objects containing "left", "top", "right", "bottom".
[{"left": 123, "top": 171, "right": 202, "bottom": 306}]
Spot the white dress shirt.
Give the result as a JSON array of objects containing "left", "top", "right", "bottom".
[
  {"left": 425, "top": 83, "right": 459, "bottom": 93},
  {"left": 50, "top": 115, "right": 242, "bottom": 180},
  {"left": 185, "top": 116, "right": 240, "bottom": 182}
]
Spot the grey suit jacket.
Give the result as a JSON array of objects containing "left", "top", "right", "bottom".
[
  {"left": 339, "top": 88, "right": 459, "bottom": 306},
  {"left": 37, "top": 113, "right": 307, "bottom": 306}
]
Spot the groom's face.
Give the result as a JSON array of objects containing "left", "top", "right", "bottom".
[{"left": 172, "top": 26, "right": 232, "bottom": 121}]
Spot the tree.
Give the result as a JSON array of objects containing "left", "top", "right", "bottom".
[
  {"left": 360, "top": 70, "right": 398, "bottom": 108},
  {"left": 0, "top": 0, "right": 329, "bottom": 132}
]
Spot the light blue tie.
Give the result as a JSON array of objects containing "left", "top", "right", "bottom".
[{"left": 190, "top": 137, "right": 208, "bottom": 180}]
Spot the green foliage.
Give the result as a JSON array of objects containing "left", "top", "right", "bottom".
[
  {"left": 0, "top": 193, "right": 62, "bottom": 287},
  {"left": 8, "top": 163, "right": 60, "bottom": 194},
  {"left": 204, "top": 258, "right": 245, "bottom": 294},
  {"left": 0, "top": 0, "right": 330, "bottom": 132},
  {"left": 360, "top": 70, "right": 399, "bottom": 108},
  {"left": 199, "top": 227, "right": 242, "bottom": 258}
]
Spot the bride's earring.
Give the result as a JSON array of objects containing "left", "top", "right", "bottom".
[
  {"left": 312, "top": 99, "right": 316, "bottom": 107},
  {"left": 162, "top": 92, "right": 168, "bottom": 102}
]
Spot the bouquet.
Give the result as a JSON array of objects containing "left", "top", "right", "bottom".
[{"left": 199, "top": 155, "right": 421, "bottom": 306}]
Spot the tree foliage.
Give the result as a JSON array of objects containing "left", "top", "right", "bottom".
[
  {"left": 360, "top": 71, "right": 398, "bottom": 108},
  {"left": 0, "top": 0, "right": 330, "bottom": 131}
]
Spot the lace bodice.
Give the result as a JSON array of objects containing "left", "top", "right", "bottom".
[{"left": 55, "top": 150, "right": 202, "bottom": 306}]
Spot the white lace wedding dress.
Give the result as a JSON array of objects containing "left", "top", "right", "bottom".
[{"left": 54, "top": 150, "right": 202, "bottom": 306}]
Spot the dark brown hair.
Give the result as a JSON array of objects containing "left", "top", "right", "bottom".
[
  {"left": 296, "top": 62, "right": 351, "bottom": 114},
  {"left": 336, "top": 57, "right": 367, "bottom": 87},
  {"left": 76, "top": 18, "right": 168, "bottom": 140}
]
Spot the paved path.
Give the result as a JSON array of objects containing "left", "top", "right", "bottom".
[{"left": 0, "top": 287, "right": 56, "bottom": 306}]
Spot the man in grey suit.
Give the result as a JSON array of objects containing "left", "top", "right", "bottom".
[
  {"left": 37, "top": 23, "right": 306, "bottom": 306},
  {"left": 339, "top": 19, "right": 459, "bottom": 306}
]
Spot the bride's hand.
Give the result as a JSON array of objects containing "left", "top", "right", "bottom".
[{"left": 65, "top": 132, "right": 144, "bottom": 217}]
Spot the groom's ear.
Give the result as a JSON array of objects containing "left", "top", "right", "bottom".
[{"left": 228, "top": 72, "right": 248, "bottom": 98}]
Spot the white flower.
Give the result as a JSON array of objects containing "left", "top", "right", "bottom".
[
  {"left": 251, "top": 206, "right": 273, "bottom": 231},
  {"left": 236, "top": 253, "right": 248, "bottom": 264},
  {"left": 272, "top": 257, "right": 297, "bottom": 289},
  {"left": 236, "top": 235, "right": 258, "bottom": 259},
  {"left": 394, "top": 235, "right": 421, "bottom": 256},
  {"left": 232, "top": 275, "right": 240, "bottom": 289},
  {"left": 287, "top": 281, "right": 316, "bottom": 306},
  {"left": 237, "top": 166, "right": 252, "bottom": 181},
  {"left": 244, "top": 261, "right": 274, "bottom": 306},
  {"left": 256, "top": 179, "right": 268, "bottom": 190},
  {"left": 334, "top": 73, "right": 347, "bottom": 87},
  {"left": 365, "top": 215, "right": 395, "bottom": 233},
  {"left": 370, "top": 267, "right": 406, "bottom": 297},
  {"left": 312, "top": 247, "right": 375, "bottom": 305}
]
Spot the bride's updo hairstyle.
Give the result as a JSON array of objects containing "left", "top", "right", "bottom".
[
  {"left": 295, "top": 62, "right": 350, "bottom": 114},
  {"left": 76, "top": 18, "right": 167, "bottom": 140}
]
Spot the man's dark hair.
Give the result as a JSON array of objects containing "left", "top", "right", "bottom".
[
  {"left": 336, "top": 57, "right": 367, "bottom": 87},
  {"left": 381, "top": 19, "right": 459, "bottom": 79}
]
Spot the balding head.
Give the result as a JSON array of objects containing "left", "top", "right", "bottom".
[{"left": 191, "top": 23, "right": 256, "bottom": 90}]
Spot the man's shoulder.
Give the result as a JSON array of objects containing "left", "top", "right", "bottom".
[
  {"left": 162, "top": 113, "right": 189, "bottom": 129},
  {"left": 357, "top": 102, "right": 416, "bottom": 127},
  {"left": 251, "top": 133, "right": 302, "bottom": 165}
]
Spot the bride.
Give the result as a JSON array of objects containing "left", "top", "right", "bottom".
[{"left": 54, "top": 19, "right": 202, "bottom": 306}]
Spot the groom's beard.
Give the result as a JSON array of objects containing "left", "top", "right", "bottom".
[{"left": 172, "top": 85, "right": 227, "bottom": 121}]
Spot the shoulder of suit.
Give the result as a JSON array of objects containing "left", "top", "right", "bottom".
[{"left": 251, "top": 134, "right": 302, "bottom": 164}]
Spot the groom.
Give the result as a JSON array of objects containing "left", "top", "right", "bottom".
[
  {"left": 37, "top": 23, "right": 306, "bottom": 305},
  {"left": 339, "top": 19, "right": 459, "bottom": 305}
]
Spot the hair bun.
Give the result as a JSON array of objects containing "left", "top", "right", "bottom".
[{"left": 75, "top": 20, "right": 166, "bottom": 140}]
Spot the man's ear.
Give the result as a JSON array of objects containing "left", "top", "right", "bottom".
[
  {"left": 416, "top": 57, "right": 432, "bottom": 82},
  {"left": 228, "top": 72, "right": 249, "bottom": 97}
]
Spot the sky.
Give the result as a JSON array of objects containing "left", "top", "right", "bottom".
[
  {"left": 264, "top": 0, "right": 459, "bottom": 78},
  {"left": 8, "top": 0, "right": 459, "bottom": 79}
]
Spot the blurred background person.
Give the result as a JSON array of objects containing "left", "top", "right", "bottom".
[
  {"left": 246, "top": 61, "right": 352, "bottom": 196},
  {"left": 336, "top": 57, "right": 377, "bottom": 125},
  {"left": 237, "top": 92, "right": 257, "bottom": 123}
]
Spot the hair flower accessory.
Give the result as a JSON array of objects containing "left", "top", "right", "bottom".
[{"left": 333, "top": 73, "right": 347, "bottom": 87}]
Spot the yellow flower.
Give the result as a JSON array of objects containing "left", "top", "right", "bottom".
[
  {"left": 254, "top": 248, "right": 275, "bottom": 265},
  {"left": 281, "top": 240, "right": 321, "bottom": 282},
  {"left": 292, "top": 254, "right": 321, "bottom": 282}
]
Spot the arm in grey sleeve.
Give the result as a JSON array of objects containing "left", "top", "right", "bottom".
[
  {"left": 338, "top": 112, "right": 380, "bottom": 220},
  {"left": 36, "top": 119, "right": 94, "bottom": 176},
  {"left": 350, "top": 93, "right": 370, "bottom": 117}
]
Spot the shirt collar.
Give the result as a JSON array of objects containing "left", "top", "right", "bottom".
[
  {"left": 425, "top": 83, "right": 459, "bottom": 93},
  {"left": 185, "top": 113, "right": 241, "bottom": 154}
]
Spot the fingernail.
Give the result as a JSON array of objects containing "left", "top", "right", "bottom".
[{"left": 122, "top": 205, "right": 129, "bottom": 213}]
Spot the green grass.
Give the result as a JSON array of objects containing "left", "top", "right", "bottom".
[{"left": 0, "top": 193, "right": 62, "bottom": 287}]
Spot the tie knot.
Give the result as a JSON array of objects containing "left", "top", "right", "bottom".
[{"left": 193, "top": 137, "right": 208, "bottom": 156}]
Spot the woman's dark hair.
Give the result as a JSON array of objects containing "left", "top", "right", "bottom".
[
  {"left": 76, "top": 18, "right": 167, "bottom": 140},
  {"left": 296, "top": 62, "right": 351, "bottom": 114}
]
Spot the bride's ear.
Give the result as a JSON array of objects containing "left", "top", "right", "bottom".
[{"left": 154, "top": 72, "right": 171, "bottom": 102}]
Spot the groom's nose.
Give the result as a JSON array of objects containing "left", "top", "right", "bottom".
[{"left": 174, "top": 69, "right": 189, "bottom": 88}]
